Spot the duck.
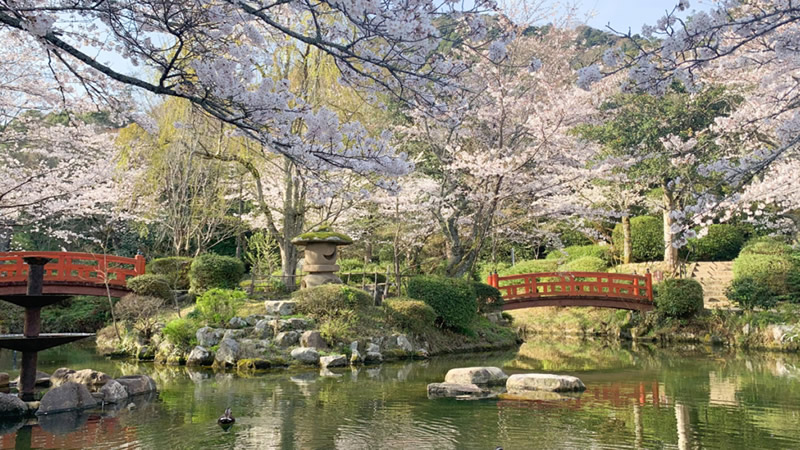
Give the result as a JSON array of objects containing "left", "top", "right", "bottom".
[{"left": 218, "top": 408, "right": 235, "bottom": 429}]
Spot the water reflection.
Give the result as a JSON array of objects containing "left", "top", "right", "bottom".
[{"left": 1, "top": 340, "right": 800, "bottom": 449}]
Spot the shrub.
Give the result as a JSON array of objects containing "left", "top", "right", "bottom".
[
  {"left": 162, "top": 318, "right": 199, "bottom": 348},
  {"left": 497, "top": 259, "right": 558, "bottom": 277},
  {"left": 319, "top": 315, "right": 355, "bottom": 343},
  {"left": 684, "top": 224, "right": 746, "bottom": 261},
  {"left": 292, "top": 284, "right": 373, "bottom": 319},
  {"left": 340, "top": 272, "right": 387, "bottom": 285},
  {"left": 189, "top": 253, "right": 245, "bottom": 293},
  {"left": 41, "top": 296, "right": 111, "bottom": 333},
  {"left": 654, "top": 278, "right": 704, "bottom": 318},
  {"left": 739, "top": 236, "right": 792, "bottom": 257},
  {"left": 732, "top": 254, "right": 794, "bottom": 295},
  {"left": 472, "top": 282, "right": 504, "bottom": 313},
  {"left": 127, "top": 274, "right": 173, "bottom": 300},
  {"left": 115, "top": 294, "right": 165, "bottom": 338},
  {"left": 546, "top": 245, "right": 613, "bottom": 266},
  {"left": 725, "top": 277, "right": 777, "bottom": 311},
  {"left": 559, "top": 256, "right": 608, "bottom": 273},
  {"left": 477, "top": 261, "right": 511, "bottom": 284},
  {"left": 148, "top": 257, "right": 193, "bottom": 290},
  {"left": 195, "top": 288, "right": 247, "bottom": 326},
  {"left": 612, "top": 216, "right": 664, "bottom": 262},
  {"left": 337, "top": 258, "right": 365, "bottom": 272},
  {"left": 407, "top": 276, "right": 476, "bottom": 329},
  {"left": 383, "top": 298, "right": 437, "bottom": 331}
]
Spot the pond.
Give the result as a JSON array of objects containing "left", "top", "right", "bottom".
[{"left": 2, "top": 338, "right": 800, "bottom": 449}]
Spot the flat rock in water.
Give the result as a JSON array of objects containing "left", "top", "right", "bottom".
[
  {"left": 506, "top": 373, "right": 586, "bottom": 393},
  {"left": 0, "top": 392, "right": 28, "bottom": 417},
  {"left": 427, "top": 383, "right": 493, "bottom": 399},
  {"left": 51, "top": 368, "right": 111, "bottom": 391},
  {"left": 37, "top": 382, "right": 97, "bottom": 415},
  {"left": 115, "top": 375, "right": 158, "bottom": 396},
  {"left": 99, "top": 380, "right": 129, "bottom": 404},
  {"left": 319, "top": 354, "right": 347, "bottom": 369},
  {"left": 291, "top": 347, "right": 320, "bottom": 365},
  {"left": 186, "top": 346, "right": 214, "bottom": 366},
  {"left": 444, "top": 367, "right": 508, "bottom": 386}
]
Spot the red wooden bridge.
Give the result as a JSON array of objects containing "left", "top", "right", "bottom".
[
  {"left": 0, "top": 251, "right": 146, "bottom": 298},
  {"left": 487, "top": 271, "right": 654, "bottom": 311}
]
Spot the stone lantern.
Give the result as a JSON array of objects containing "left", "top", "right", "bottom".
[{"left": 291, "top": 226, "right": 353, "bottom": 289}]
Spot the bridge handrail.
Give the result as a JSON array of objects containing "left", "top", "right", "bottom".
[
  {"left": 0, "top": 251, "right": 146, "bottom": 288},
  {"left": 487, "top": 271, "right": 653, "bottom": 303}
]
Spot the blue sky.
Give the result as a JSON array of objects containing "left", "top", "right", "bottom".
[{"left": 579, "top": 0, "right": 712, "bottom": 33}]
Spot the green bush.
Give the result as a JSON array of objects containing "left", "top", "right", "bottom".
[
  {"left": 725, "top": 277, "right": 777, "bottom": 311},
  {"left": 739, "top": 236, "right": 792, "bottom": 257},
  {"left": 383, "top": 298, "right": 437, "bottom": 331},
  {"left": 684, "top": 224, "right": 746, "bottom": 261},
  {"left": 732, "top": 253, "right": 794, "bottom": 295},
  {"left": 195, "top": 288, "right": 247, "bottom": 326},
  {"left": 189, "top": 253, "right": 245, "bottom": 293},
  {"left": 407, "top": 276, "right": 476, "bottom": 329},
  {"left": 162, "top": 318, "right": 199, "bottom": 348},
  {"left": 292, "top": 284, "right": 373, "bottom": 319},
  {"left": 612, "top": 216, "right": 664, "bottom": 262},
  {"left": 477, "top": 261, "right": 511, "bottom": 284},
  {"left": 559, "top": 256, "right": 608, "bottom": 273},
  {"left": 148, "top": 257, "right": 193, "bottom": 290},
  {"left": 337, "top": 258, "right": 365, "bottom": 272},
  {"left": 654, "top": 278, "right": 704, "bottom": 318},
  {"left": 340, "top": 272, "right": 387, "bottom": 284},
  {"left": 127, "top": 274, "right": 173, "bottom": 300},
  {"left": 787, "top": 253, "right": 800, "bottom": 303},
  {"left": 41, "top": 296, "right": 111, "bottom": 333},
  {"left": 497, "top": 259, "right": 558, "bottom": 277},
  {"left": 472, "top": 282, "right": 504, "bottom": 313},
  {"left": 546, "top": 245, "right": 613, "bottom": 266}
]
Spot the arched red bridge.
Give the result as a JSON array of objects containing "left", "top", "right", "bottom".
[
  {"left": 487, "top": 271, "right": 654, "bottom": 311},
  {"left": 0, "top": 251, "right": 145, "bottom": 298}
]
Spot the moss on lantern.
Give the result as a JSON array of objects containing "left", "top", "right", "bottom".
[{"left": 291, "top": 225, "right": 353, "bottom": 246}]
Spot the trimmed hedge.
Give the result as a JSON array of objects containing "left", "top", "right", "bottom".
[
  {"left": 685, "top": 224, "right": 746, "bottom": 261},
  {"left": 612, "top": 216, "right": 664, "bottom": 262},
  {"left": 655, "top": 278, "right": 704, "bottom": 318},
  {"left": 732, "top": 253, "right": 794, "bottom": 296},
  {"left": 292, "top": 284, "right": 372, "bottom": 319},
  {"left": 559, "top": 256, "right": 608, "bottom": 273},
  {"left": 195, "top": 288, "right": 247, "bottom": 326},
  {"left": 189, "top": 253, "right": 245, "bottom": 293},
  {"left": 383, "top": 298, "right": 437, "bottom": 332},
  {"left": 546, "top": 245, "right": 613, "bottom": 266},
  {"left": 473, "top": 282, "right": 504, "bottom": 313},
  {"left": 127, "top": 274, "right": 173, "bottom": 300},
  {"left": 497, "top": 259, "right": 558, "bottom": 277},
  {"left": 407, "top": 275, "right": 476, "bottom": 329},
  {"left": 725, "top": 277, "right": 777, "bottom": 311},
  {"left": 148, "top": 257, "right": 193, "bottom": 290},
  {"left": 739, "top": 236, "right": 792, "bottom": 257}
]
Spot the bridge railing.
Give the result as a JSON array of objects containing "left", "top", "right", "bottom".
[
  {"left": 487, "top": 271, "right": 653, "bottom": 303},
  {"left": 0, "top": 252, "right": 146, "bottom": 288}
]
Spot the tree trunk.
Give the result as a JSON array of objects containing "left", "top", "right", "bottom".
[
  {"left": 622, "top": 214, "right": 632, "bottom": 264},
  {"left": 662, "top": 189, "right": 679, "bottom": 272}
]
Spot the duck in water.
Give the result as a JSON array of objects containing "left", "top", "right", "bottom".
[{"left": 218, "top": 408, "right": 235, "bottom": 430}]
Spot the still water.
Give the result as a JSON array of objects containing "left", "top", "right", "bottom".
[{"left": 1, "top": 338, "right": 800, "bottom": 449}]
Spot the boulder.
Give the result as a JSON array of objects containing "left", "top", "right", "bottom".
[
  {"left": 427, "top": 383, "right": 491, "bottom": 399},
  {"left": 196, "top": 327, "right": 224, "bottom": 347},
  {"left": 186, "top": 346, "right": 214, "bottom": 366},
  {"left": 366, "top": 342, "right": 381, "bottom": 354},
  {"left": 300, "top": 331, "right": 329, "bottom": 350},
  {"left": 50, "top": 368, "right": 111, "bottom": 391},
  {"left": 37, "top": 382, "right": 97, "bottom": 415},
  {"left": 350, "top": 350, "right": 363, "bottom": 365},
  {"left": 245, "top": 315, "right": 265, "bottom": 326},
  {"left": 115, "top": 375, "right": 158, "bottom": 396},
  {"left": 222, "top": 329, "right": 248, "bottom": 340},
  {"left": 506, "top": 374, "right": 586, "bottom": 393},
  {"left": 11, "top": 371, "right": 51, "bottom": 387},
  {"left": 274, "top": 331, "right": 300, "bottom": 348},
  {"left": 99, "top": 380, "right": 129, "bottom": 404},
  {"left": 253, "top": 319, "right": 275, "bottom": 339},
  {"left": 0, "top": 392, "right": 28, "bottom": 417},
  {"left": 320, "top": 354, "right": 347, "bottom": 369},
  {"left": 214, "top": 338, "right": 240, "bottom": 367},
  {"left": 396, "top": 335, "right": 414, "bottom": 353},
  {"left": 364, "top": 351, "right": 383, "bottom": 365},
  {"left": 264, "top": 300, "right": 296, "bottom": 316},
  {"left": 291, "top": 347, "right": 320, "bottom": 365},
  {"left": 228, "top": 316, "right": 249, "bottom": 329},
  {"left": 444, "top": 367, "right": 508, "bottom": 386},
  {"left": 0, "top": 372, "right": 8, "bottom": 388},
  {"left": 275, "top": 318, "right": 313, "bottom": 333}
]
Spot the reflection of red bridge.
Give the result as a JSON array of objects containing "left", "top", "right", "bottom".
[
  {"left": 487, "top": 271, "right": 654, "bottom": 311},
  {"left": 0, "top": 251, "right": 145, "bottom": 298}
]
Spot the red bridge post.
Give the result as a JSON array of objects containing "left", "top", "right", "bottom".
[
  {"left": 645, "top": 272, "right": 653, "bottom": 301},
  {"left": 135, "top": 254, "right": 146, "bottom": 275}
]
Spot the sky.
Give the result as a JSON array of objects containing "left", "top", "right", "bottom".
[{"left": 578, "top": 0, "right": 713, "bottom": 33}]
